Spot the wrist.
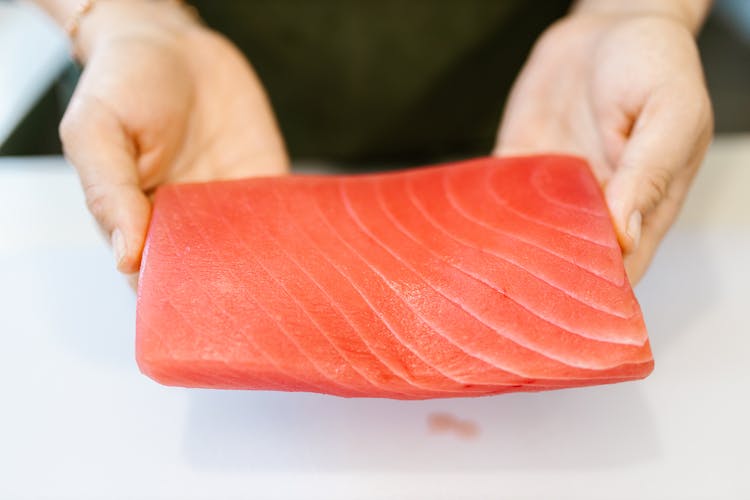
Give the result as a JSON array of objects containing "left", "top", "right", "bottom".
[
  {"left": 72, "top": 0, "right": 202, "bottom": 63},
  {"left": 571, "top": 0, "right": 712, "bottom": 34}
]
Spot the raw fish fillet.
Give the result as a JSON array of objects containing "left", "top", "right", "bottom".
[{"left": 136, "top": 155, "right": 653, "bottom": 399}]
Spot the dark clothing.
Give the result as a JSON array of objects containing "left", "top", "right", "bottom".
[{"left": 194, "top": 0, "right": 571, "bottom": 163}]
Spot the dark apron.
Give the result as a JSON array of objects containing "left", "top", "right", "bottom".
[{"left": 194, "top": 0, "right": 571, "bottom": 164}]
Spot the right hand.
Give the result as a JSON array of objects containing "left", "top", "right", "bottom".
[{"left": 60, "top": 1, "right": 289, "bottom": 276}]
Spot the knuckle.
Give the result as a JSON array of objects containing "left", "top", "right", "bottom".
[
  {"left": 58, "top": 100, "right": 88, "bottom": 154},
  {"left": 58, "top": 110, "right": 77, "bottom": 148},
  {"left": 644, "top": 167, "right": 673, "bottom": 208},
  {"left": 59, "top": 95, "right": 105, "bottom": 149},
  {"left": 82, "top": 183, "right": 109, "bottom": 222}
]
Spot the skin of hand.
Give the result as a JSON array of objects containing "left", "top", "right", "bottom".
[
  {"left": 495, "top": 9, "right": 714, "bottom": 284},
  {"left": 58, "top": 1, "right": 289, "bottom": 278}
]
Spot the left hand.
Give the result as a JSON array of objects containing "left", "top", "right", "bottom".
[{"left": 495, "top": 11, "right": 713, "bottom": 284}]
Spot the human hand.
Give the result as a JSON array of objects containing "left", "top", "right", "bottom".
[
  {"left": 495, "top": 7, "right": 713, "bottom": 284},
  {"left": 59, "top": 1, "right": 289, "bottom": 276}
]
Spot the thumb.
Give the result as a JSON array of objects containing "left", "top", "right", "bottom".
[
  {"left": 604, "top": 90, "right": 710, "bottom": 257},
  {"left": 60, "top": 95, "right": 151, "bottom": 274}
]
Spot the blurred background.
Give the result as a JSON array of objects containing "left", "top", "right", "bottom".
[{"left": 1, "top": 0, "right": 749, "bottom": 160}]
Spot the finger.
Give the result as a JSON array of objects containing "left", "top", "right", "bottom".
[
  {"left": 624, "top": 227, "right": 659, "bottom": 285},
  {"left": 126, "top": 272, "right": 140, "bottom": 292},
  {"left": 604, "top": 85, "right": 712, "bottom": 255},
  {"left": 622, "top": 191, "right": 683, "bottom": 285},
  {"left": 60, "top": 94, "right": 151, "bottom": 274}
]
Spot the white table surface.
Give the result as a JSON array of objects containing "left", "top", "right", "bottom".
[{"left": 1, "top": 138, "right": 749, "bottom": 499}]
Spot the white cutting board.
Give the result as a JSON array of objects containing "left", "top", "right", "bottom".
[{"left": 1, "top": 139, "right": 749, "bottom": 499}]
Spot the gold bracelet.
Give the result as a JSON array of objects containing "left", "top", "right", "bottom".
[
  {"left": 64, "top": 0, "right": 96, "bottom": 40},
  {"left": 64, "top": 0, "right": 199, "bottom": 42},
  {"left": 64, "top": 0, "right": 201, "bottom": 62}
]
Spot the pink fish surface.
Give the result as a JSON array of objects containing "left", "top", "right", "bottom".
[{"left": 136, "top": 155, "right": 653, "bottom": 399}]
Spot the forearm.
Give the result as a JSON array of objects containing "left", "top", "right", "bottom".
[{"left": 572, "top": 0, "right": 713, "bottom": 33}]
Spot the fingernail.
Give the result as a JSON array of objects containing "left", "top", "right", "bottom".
[
  {"left": 626, "top": 211, "right": 642, "bottom": 250},
  {"left": 111, "top": 229, "right": 126, "bottom": 268}
]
